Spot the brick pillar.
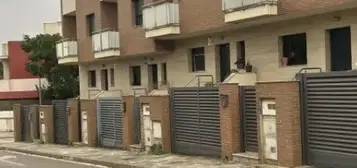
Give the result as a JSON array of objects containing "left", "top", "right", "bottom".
[
  {"left": 140, "top": 96, "right": 171, "bottom": 153},
  {"left": 13, "top": 104, "right": 22, "bottom": 142},
  {"left": 256, "top": 81, "right": 302, "bottom": 167},
  {"left": 123, "top": 96, "right": 135, "bottom": 148},
  {"left": 219, "top": 83, "right": 241, "bottom": 161},
  {"left": 68, "top": 99, "right": 80, "bottom": 144},
  {"left": 80, "top": 99, "right": 97, "bottom": 147},
  {"left": 39, "top": 105, "right": 54, "bottom": 143}
]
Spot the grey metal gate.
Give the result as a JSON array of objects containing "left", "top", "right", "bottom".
[
  {"left": 240, "top": 86, "right": 258, "bottom": 152},
  {"left": 171, "top": 87, "right": 221, "bottom": 157},
  {"left": 53, "top": 100, "right": 68, "bottom": 145},
  {"left": 299, "top": 71, "right": 357, "bottom": 168},
  {"left": 20, "top": 105, "right": 32, "bottom": 142},
  {"left": 134, "top": 96, "right": 141, "bottom": 144},
  {"left": 97, "top": 98, "right": 123, "bottom": 148}
]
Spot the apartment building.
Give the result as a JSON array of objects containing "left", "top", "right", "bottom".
[
  {"left": 57, "top": 0, "right": 357, "bottom": 99},
  {"left": 43, "top": 21, "right": 62, "bottom": 35},
  {"left": 0, "top": 41, "right": 47, "bottom": 107}
]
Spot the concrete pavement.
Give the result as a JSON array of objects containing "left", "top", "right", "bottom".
[{"left": 0, "top": 150, "right": 107, "bottom": 168}]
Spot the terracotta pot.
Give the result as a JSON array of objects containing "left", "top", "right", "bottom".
[{"left": 282, "top": 57, "right": 288, "bottom": 66}]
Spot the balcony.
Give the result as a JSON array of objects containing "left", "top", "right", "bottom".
[
  {"left": 61, "top": 0, "right": 76, "bottom": 16},
  {"left": 92, "top": 29, "right": 120, "bottom": 59},
  {"left": 56, "top": 39, "right": 78, "bottom": 64},
  {"left": 0, "top": 43, "right": 8, "bottom": 60},
  {"left": 222, "top": 0, "right": 278, "bottom": 23},
  {"left": 143, "top": 0, "right": 180, "bottom": 38}
]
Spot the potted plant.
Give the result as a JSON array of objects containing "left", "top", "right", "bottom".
[
  {"left": 235, "top": 58, "right": 245, "bottom": 69},
  {"left": 245, "top": 62, "right": 253, "bottom": 72}
]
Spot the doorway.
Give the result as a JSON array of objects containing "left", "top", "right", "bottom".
[
  {"left": 329, "top": 27, "right": 352, "bottom": 71},
  {"left": 100, "top": 69, "right": 109, "bottom": 90},
  {"left": 219, "top": 44, "right": 231, "bottom": 82},
  {"left": 149, "top": 64, "right": 158, "bottom": 89}
]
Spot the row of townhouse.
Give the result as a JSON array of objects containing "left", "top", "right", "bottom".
[
  {"left": 49, "top": 0, "right": 357, "bottom": 168},
  {"left": 57, "top": 0, "right": 357, "bottom": 99}
]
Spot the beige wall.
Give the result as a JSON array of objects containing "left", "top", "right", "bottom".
[
  {"left": 43, "top": 22, "right": 62, "bottom": 35},
  {"left": 79, "top": 8, "right": 357, "bottom": 97}
]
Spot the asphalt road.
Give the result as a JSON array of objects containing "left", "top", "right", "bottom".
[{"left": 0, "top": 150, "right": 108, "bottom": 168}]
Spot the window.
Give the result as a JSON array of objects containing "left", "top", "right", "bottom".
[
  {"left": 130, "top": 66, "right": 141, "bottom": 86},
  {"left": 88, "top": 70, "right": 96, "bottom": 87},
  {"left": 161, "top": 63, "right": 167, "bottom": 83},
  {"left": 281, "top": 33, "right": 307, "bottom": 66},
  {"left": 110, "top": 68, "right": 115, "bottom": 87},
  {"left": 191, "top": 47, "right": 205, "bottom": 72},
  {"left": 86, "top": 13, "right": 95, "bottom": 36},
  {"left": 132, "top": 0, "right": 144, "bottom": 26},
  {"left": 235, "top": 41, "right": 246, "bottom": 69}
]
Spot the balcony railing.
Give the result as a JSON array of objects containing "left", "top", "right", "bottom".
[
  {"left": 143, "top": 0, "right": 179, "bottom": 30},
  {"left": 0, "top": 43, "right": 8, "bottom": 60},
  {"left": 222, "top": 0, "right": 278, "bottom": 12},
  {"left": 56, "top": 39, "right": 78, "bottom": 59},
  {"left": 92, "top": 29, "right": 120, "bottom": 53}
]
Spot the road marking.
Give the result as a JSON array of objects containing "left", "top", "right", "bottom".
[{"left": 0, "top": 155, "right": 25, "bottom": 167}]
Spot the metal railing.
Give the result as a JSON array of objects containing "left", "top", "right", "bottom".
[
  {"left": 185, "top": 75, "right": 214, "bottom": 87},
  {"left": 92, "top": 28, "right": 120, "bottom": 52},
  {"left": 222, "top": 0, "right": 278, "bottom": 12},
  {"left": 293, "top": 67, "right": 323, "bottom": 80},
  {"left": 143, "top": 0, "right": 179, "bottom": 30},
  {"left": 56, "top": 38, "right": 78, "bottom": 58}
]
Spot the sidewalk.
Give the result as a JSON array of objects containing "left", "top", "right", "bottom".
[{"left": 0, "top": 141, "right": 249, "bottom": 168}]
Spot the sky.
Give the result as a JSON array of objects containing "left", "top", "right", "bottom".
[{"left": 0, "top": 0, "right": 60, "bottom": 44}]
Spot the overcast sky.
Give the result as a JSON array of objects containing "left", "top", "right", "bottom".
[{"left": 0, "top": 0, "right": 60, "bottom": 44}]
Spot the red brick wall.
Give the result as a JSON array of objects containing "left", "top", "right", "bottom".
[
  {"left": 7, "top": 41, "right": 36, "bottom": 79},
  {"left": 256, "top": 81, "right": 302, "bottom": 167}
]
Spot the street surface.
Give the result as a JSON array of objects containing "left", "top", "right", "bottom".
[{"left": 0, "top": 150, "right": 108, "bottom": 168}]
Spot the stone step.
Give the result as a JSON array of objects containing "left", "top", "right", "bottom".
[
  {"left": 129, "top": 144, "right": 143, "bottom": 154},
  {"left": 233, "top": 152, "right": 259, "bottom": 165}
]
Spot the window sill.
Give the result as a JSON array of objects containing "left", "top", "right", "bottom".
[
  {"left": 279, "top": 64, "right": 307, "bottom": 69},
  {"left": 190, "top": 70, "right": 207, "bottom": 73}
]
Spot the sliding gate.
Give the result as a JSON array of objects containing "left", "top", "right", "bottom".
[
  {"left": 171, "top": 87, "right": 221, "bottom": 157},
  {"left": 97, "top": 98, "right": 123, "bottom": 148},
  {"left": 300, "top": 71, "right": 357, "bottom": 168}
]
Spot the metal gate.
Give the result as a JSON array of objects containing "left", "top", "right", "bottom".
[
  {"left": 134, "top": 96, "right": 141, "bottom": 144},
  {"left": 171, "top": 87, "right": 221, "bottom": 157},
  {"left": 300, "top": 72, "right": 357, "bottom": 168},
  {"left": 53, "top": 100, "right": 68, "bottom": 145},
  {"left": 97, "top": 98, "right": 123, "bottom": 148},
  {"left": 20, "top": 105, "right": 32, "bottom": 142},
  {"left": 240, "top": 86, "right": 258, "bottom": 152}
]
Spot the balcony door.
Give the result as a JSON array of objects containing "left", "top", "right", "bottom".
[{"left": 101, "top": 69, "right": 109, "bottom": 91}]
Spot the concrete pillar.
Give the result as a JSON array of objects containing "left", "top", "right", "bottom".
[
  {"left": 2, "top": 61, "right": 9, "bottom": 80},
  {"left": 219, "top": 83, "right": 241, "bottom": 161},
  {"left": 13, "top": 104, "right": 22, "bottom": 142}
]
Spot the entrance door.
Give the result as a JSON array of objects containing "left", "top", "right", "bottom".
[
  {"left": 149, "top": 64, "right": 158, "bottom": 89},
  {"left": 219, "top": 44, "right": 231, "bottom": 82},
  {"left": 101, "top": 69, "right": 109, "bottom": 90},
  {"left": 329, "top": 27, "right": 352, "bottom": 71}
]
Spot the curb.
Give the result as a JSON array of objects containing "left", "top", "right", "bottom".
[{"left": 0, "top": 147, "right": 143, "bottom": 168}]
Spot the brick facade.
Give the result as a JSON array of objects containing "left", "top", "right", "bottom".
[
  {"left": 80, "top": 99, "right": 97, "bottom": 147},
  {"left": 39, "top": 105, "right": 54, "bottom": 144},
  {"left": 256, "top": 81, "right": 302, "bottom": 167},
  {"left": 122, "top": 96, "right": 135, "bottom": 148},
  {"left": 68, "top": 98, "right": 80, "bottom": 144},
  {"left": 139, "top": 95, "right": 171, "bottom": 153},
  {"left": 219, "top": 83, "right": 241, "bottom": 161}
]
